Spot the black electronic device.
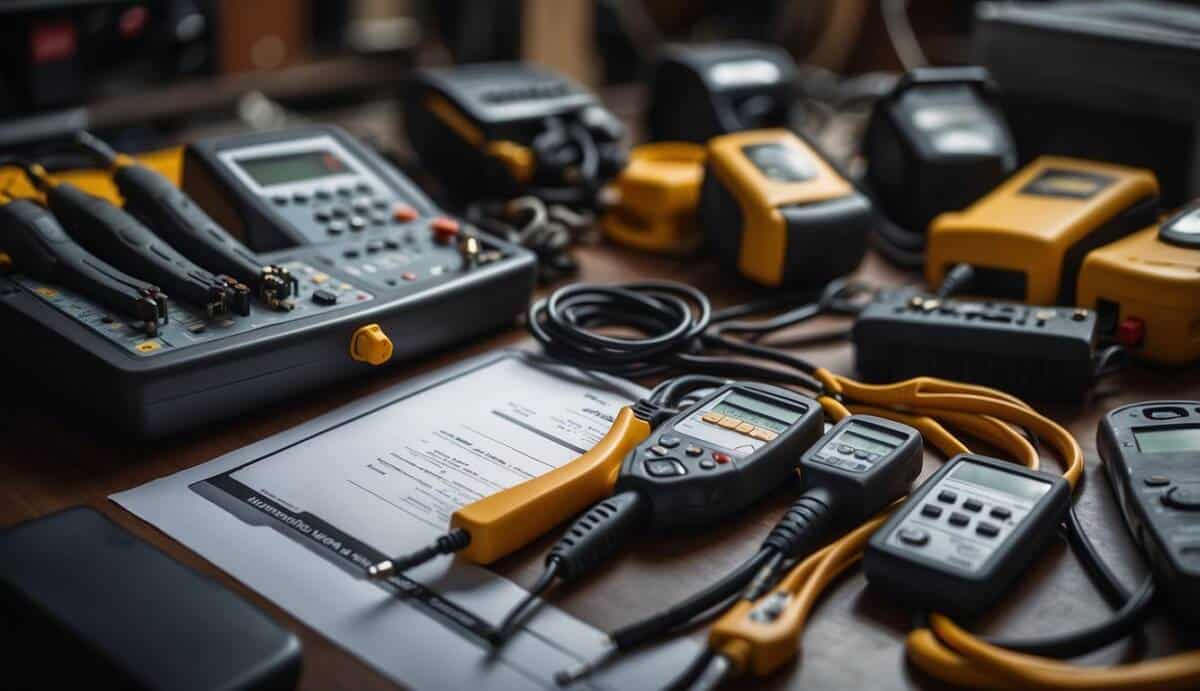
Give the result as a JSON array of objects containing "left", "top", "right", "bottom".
[
  {"left": 1098, "top": 400, "right": 1200, "bottom": 625},
  {"left": 863, "top": 66, "right": 1017, "bottom": 249},
  {"left": 492, "top": 382, "right": 823, "bottom": 639},
  {"left": 864, "top": 454, "right": 1071, "bottom": 617},
  {"left": 402, "top": 62, "right": 626, "bottom": 204},
  {"left": 972, "top": 1, "right": 1200, "bottom": 206},
  {"left": 852, "top": 289, "right": 1098, "bottom": 402},
  {"left": 0, "top": 507, "right": 300, "bottom": 690},
  {"left": 0, "top": 125, "right": 536, "bottom": 437},
  {"left": 645, "top": 42, "right": 796, "bottom": 144}
]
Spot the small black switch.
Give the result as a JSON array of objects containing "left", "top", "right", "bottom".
[{"left": 312, "top": 289, "right": 338, "bottom": 306}]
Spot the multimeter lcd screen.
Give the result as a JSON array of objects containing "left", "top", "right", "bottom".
[
  {"left": 952, "top": 463, "right": 1050, "bottom": 501},
  {"left": 741, "top": 143, "right": 814, "bottom": 183},
  {"left": 1135, "top": 426, "right": 1200, "bottom": 454},
  {"left": 235, "top": 150, "right": 350, "bottom": 187},
  {"left": 837, "top": 423, "right": 904, "bottom": 455},
  {"left": 710, "top": 392, "right": 804, "bottom": 433}
]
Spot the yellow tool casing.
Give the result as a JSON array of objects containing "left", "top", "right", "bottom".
[
  {"left": 927, "top": 156, "right": 1159, "bottom": 305},
  {"left": 450, "top": 406, "right": 652, "bottom": 564},
  {"left": 600, "top": 142, "right": 706, "bottom": 254},
  {"left": 1078, "top": 206, "right": 1200, "bottom": 365},
  {"left": 700, "top": 129, "right": 872, "bottom": 287}
]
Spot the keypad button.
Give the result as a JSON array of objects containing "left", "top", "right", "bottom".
[
  {"left": 838, "top": 445, "right": 854, "bottom": 454},
  {"left": 311, "top": 289, "right": 338, "bottom": 306},
  {"left": 976, "top": 522, "right": 1000, "bottom": 538},
  {"left": 350, "top": 216, "right": 367, "bottom": 231},
  {"left": 292, "top": 191, "right": 308, "bottom": 203},
  {"left": 1145, "top": 475, "right": 1171, "bottom": 487},
  {"left": 314, "top": 210, "right": 331, "bottom": 222},
  {"left": 327, "top": 222, "right": 345, "bottom": 235},
  {"left": 337, "top": 186, "right": 353, "bottom": 197},
  {"left": 649, "top": 445, "right": 668, "bottom": 456},
  {"left": 938, "top": 490, "right": 958, "bottom": 504},
  {"left": 343, "top": 249, "right": 360, "bottom": 259},
  {"left": 718, "top": 417, "right": 742, "bottom": 429},
  {"left": 854, "top": 450, "right": 869, "bottom": 460},
  {"left": 685, "top": 446, "right": 703, "bottom": 457},
  {"left": 948, "top": 512, "right": 970, "bottom": 527},
  {"left": 356, "top": 183, "right": 372, "bottom": 194},
  {"left": 701, "top": 412, "right": 724, "bottom": 424},
  {"left": 353, "top": 202, "right": 370, "bottom": 215},
  {"left": 1163, "top": 484, "right": 1200, "bottom": 511},
  {"left": 272, "top": 195, "right": 288, "bottom": 205},
  {"left": 898, "top": 527, "right": 930, "bottom": 546},
  {"left": 384, "top": 239, "right": 401, "bottom": 250},
  {"left": 315, "top": 188, "right": 332, "bottom": 200},
  {"left": 700, "top": 460, "right": 716, "bottom": 470},
  {"left": 366, "top": 240, "right": 384, "bottom": 253},
  {"left": 392, "top": 203, "right": 419, "bottom": 222},
  {"left": 644, "top": 459, "right": 686, "bottom": 478},
  {"left": 735, "top": 422, "right": 755, "bottom": 434},
  {"left": 373, "top": 199, "right": 389, "bottom": 210},
  {"left": 749, "top": 428, "right": 777, "bottom": 442},
  {"left": 712, "top": 452, "right": 730, "bottom": 464},
  {"left": 963, "top": 498, "right": 983, "bottom": 512},
  {"left": 331, "top": 207, "right": 348, "bottom": 218},
  {"left": 920, "top": 504, "right": 943, "bottom": 519},
  {"left": 658, "top": 436, "right": 681, "bottom": 448},
  {"left": 989, "top": 506, "right": 1012, "bottom": 520}
]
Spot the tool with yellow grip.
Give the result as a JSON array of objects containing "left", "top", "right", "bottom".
[
  {"left": 699, "top": 129, "right": 873, "bottom": 287},
  {"left": 366, "top": 400, "right": 659, "bottom": 578}
]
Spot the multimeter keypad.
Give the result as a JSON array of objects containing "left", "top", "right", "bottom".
[{"left": 887, "top": 467, "right": 1044, "bottom": 572}]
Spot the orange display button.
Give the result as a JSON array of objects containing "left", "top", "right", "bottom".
[
  {"left": 392, "top": 203, "right": 419, "bottom": 222},
  {"left": 431, "top": 216, "right": 460, "bottom": 243}
]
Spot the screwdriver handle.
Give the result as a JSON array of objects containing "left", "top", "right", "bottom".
[
  {"left": 451, "top": 406, "right": 652, "bottom": 565},
  {"left": 114, "top": 164, "right": 263, "bottom": 285}
]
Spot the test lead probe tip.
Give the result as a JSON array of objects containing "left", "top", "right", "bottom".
[{"left": 365, "top": 528, "right": 471, "bottom": 580}]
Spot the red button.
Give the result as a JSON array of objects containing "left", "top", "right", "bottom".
[
  {"left": 712, "top": 452, "right": 730, "bottom": 464},
  {"left": 392, "top": 203, "right": 419, "bottom": 222},
  {"left": 1116, "top": 317, "right": 1145, "bottom": 347},
  {"left": 402, "top": 272, "right": 417, "bottom": 281},
  {"left": 431, "top": 216, "right": 460, "bottom": 243}
]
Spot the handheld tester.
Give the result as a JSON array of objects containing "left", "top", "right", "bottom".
[
  {"left": 927, "top": 156, "right": 1159, "bottom": 305},
  {"left": 0, "top": 125, "right": 535, "bottom": 437},
  {"left": 610, "top": 382, "right": 823, "bottom": 529},
  {"left": 1078, "top": 203, "right": 1200, "bottom": 365},
  {"left": 1099, "top": 401, "right": 1200, "bottom": 625},
  {"left": 699, "top": 129, "right": 872, "bottom": 287},
  {"left": 865, "top": 454, "right": 1070, "bottom": 617}
]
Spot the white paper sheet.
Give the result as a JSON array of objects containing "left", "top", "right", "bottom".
[{"left": 112, "top": 351, "right": 698, "bottom": 691}]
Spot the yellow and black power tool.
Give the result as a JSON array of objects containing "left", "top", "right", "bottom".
[
  {"left": 926, "top": 156, "right": 1159, "bottom": 305},
  {"left": 1077, "top": 201, "right": 1200, "bottom": 364},
  {"left": 698, "top": 129, "right": 872, "bottom": 288}
]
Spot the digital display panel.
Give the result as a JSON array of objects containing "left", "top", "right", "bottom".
[
  {"left": 951, "top": 462, "right": 1051, "bottom": 501},
  {"left": 1135, "top": 426, "right": 1200, "bottom": 454},
  {"left": 741, "top": 143, "right": 815, "bottom": 183},
  {"left": 234, "top": 150, "right": 351, "bottom": 187},
  {"left": 709, "top": 391, "right": 805, "bottom": 433},
  {"left": 835, "top": 423, "right": 903, "bottom": 455}
]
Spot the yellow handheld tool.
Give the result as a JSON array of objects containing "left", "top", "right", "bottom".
[
  {"left": 699, "top": 129, "right": 872, "bottom": 287},
  {"left": 366, "top": 403, "right": 656, "bottom": 577},
  {"left": 1077, "top": 201, "right": 1200, "bottom": 365},
  {"left": 600, "top": 142, "right": 707, "bottom": 255},
  {"left": 927, "top": 156, "right": 1159, "bottom": 305}
]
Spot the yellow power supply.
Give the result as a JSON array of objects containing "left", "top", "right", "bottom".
[
  {"left": 927, "top": 156, "right": 1159, "bottom": 305},
  {"left": 600, "top": 142, "right": 707, "bottom": 254},
  {"left": 1078, "top": 202, "right": 1200, "bottom": 364},
  {"left": 699, "top": 129, "right": 872, "bottom": 287}
]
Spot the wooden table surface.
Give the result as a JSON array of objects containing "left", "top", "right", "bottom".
[{"left": 3, "top": 98, "right": 1199, "bottom": 691}]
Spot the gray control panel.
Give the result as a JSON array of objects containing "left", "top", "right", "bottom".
[
  {"left": 810, "top": 418, "right": 909, "bottom": 474},
  {"left": 884, "top": 460, "right": 1051, "bottom": 573}
]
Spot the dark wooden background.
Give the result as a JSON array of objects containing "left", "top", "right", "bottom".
[{"left": 2, "top": 93, "right": 1198, "bottom": 690}]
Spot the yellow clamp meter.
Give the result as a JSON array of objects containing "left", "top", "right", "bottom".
[
  {"left": 699, "top": 129, "right": 872, "bottom": 288},
  {"left": 1078, "top": 201, "right": 1200, "bottom": 365},
  {"left": 927, "top": 155, "right": 1159, "bottom": 305},
  {"left": 600, "top": 142, "right": 707, "bottom": 255}
]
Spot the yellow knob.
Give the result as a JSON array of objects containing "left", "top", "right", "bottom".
[{"left": 350, "top": 324, "right": 393, "bottom": 365}]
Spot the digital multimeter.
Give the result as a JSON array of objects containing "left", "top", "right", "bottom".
[
  {"left": 1078, "top": 202, "right": 1200, "bottom": 365},
  {"left": 615, "top": 382, "right": 823, "bottom": 527},
  {"left": 864, "top": 454, "right": 1070, "bottom": 617},
  {"left": 0, "top": 125, "right": 535, "bottom": 437},
  {"left": 699, "top": 129, "right": 872, "bottom": 287},
  {"left": 927, "top": 156, "right": 1159, "bottom": 305},
  {"left": 1098, "top": 401, "right": 1200, "bottom": 625}
]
